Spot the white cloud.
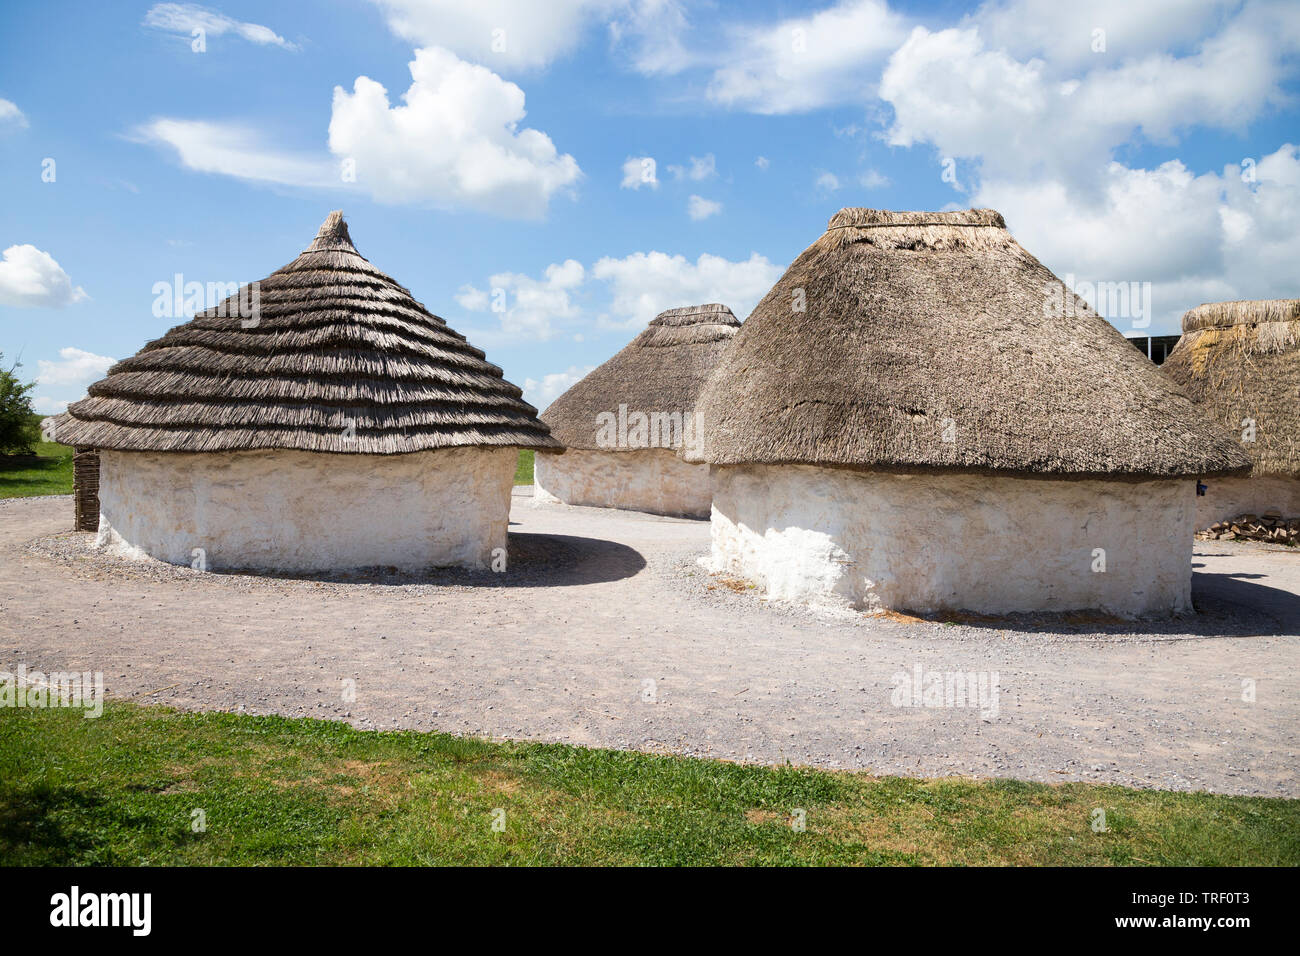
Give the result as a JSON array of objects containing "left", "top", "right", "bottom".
[
  {"left": 33, "top": 396, "right": 69, "bottom": 415},
  {"left": 35, "top": 347, "right": 115, "bottom": 388},
  {"left": 975, "top": 0, "right": 1242, "bottom": 70},
  {"left": 458, "top": 259, "right": 586, "bottom": 341},
  {"left": 136, "top": 119, "right": 338, "bottom": 186},
  {"left": 0, "top": 98, "right": 27, "bottom": 132},
  {"left": 140, "top": 47, "right": 582, "bottom": 219},
  {"left": 667, "top": 153, "right": 716, "bottom": 181},
  {"left": 706, "top": 0, "right": 909, "bottom": 113},
  {"left": 609, "top": 0, "right": 693, "bottom": 75},
  {"left": 859, "top": 169, "right": 889, "bottom": 188},
  {"left": 0, "top": 245, "right": 88, "bottom": 307},
  {"left": 523, "top": 364, "right": 595, "bottom": 411},
  {"left": 369, "top": 0, "right": 619, "bottom": 71},
  {"left": 143, "top": 3, "right": 297, "bottom": 50},
  {"left": 880, "top": 2, "right": 1300, "bottom": 187},
  {"left": 687, "top": 195, "right": 722, "bottom": 220},
  {"left": 755, "top": 155, "right": 770, "bottom": 170},
  {"left": 621, "top": 155, "right": 658, "bottom": 189},
  {"left": 815, "top": 172, "right": 840, "bottom": 192},
  {"left": 328, "top": 47, "right": 582, "bottom": 217},
  {"left": 454, "top": 284, "right": 490, "bottom": 311},
  {"left": 591, "top": 250, "right": 782, "bottom": 328},
  {"left": 460, "top": 247, "right": 782, "bottom": 342},
  {"left": 984, "top": 144, "right": 1300, "bottom": 334}
]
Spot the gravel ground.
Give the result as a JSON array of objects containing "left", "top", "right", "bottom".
[{"left": 3, "top": 490, "right": 1297, "bottom": 796}]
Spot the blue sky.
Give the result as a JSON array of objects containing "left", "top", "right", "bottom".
[{"left": 2, "top": 0, "right": 1298, "bottom": 414}]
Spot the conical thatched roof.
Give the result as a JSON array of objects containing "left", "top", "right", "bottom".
[
  {"left": 693, "top": 208, "right": 1250, "bottom": 479},
  {"left": 53, "top": 212, "right": 559, "bottom": 455},
  {"left": 541, "top": 303, "right": 740, "bottom": 451},
  {"left": 1162, "top": 299, "right": 1300, "bottom": 477}
]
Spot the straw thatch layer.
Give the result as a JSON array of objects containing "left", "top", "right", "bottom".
[
  {"left": 694, "top": 208, "right": 1251, "bottom": 479},
  {"left": 1162, "top": 299, "right": 1300, "bottom": 476},
  {"left": 541, "top": 303, "right": 740, "bottom": 451},
  {"left": 54, "top": 211, "right": 559, "bottom": 454}
]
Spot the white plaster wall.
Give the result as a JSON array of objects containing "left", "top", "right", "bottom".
[
  {"left": 1195, "top": 475, "right": 1300, "bottom": 528},
  {"left": 95, "top": 447, "right": 516, "bottom": 571},
  {"left": 708, "top": 464, "right": 1196, "bottom": 617},
  {"left": 534, "top": 448, "right": 712, "bottom": 518}
]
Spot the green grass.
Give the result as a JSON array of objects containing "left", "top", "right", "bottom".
[
  {"left": 0, "top": 436, "right": 74, "bottom": 498},
  {"left": 2, "top": 702, "right": 1295, "bottom": 866},
  {"left": 515, "top": 448, "right": 534, "bottom": 485}
]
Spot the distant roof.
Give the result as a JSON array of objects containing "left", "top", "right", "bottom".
[
  {"left": 1163, "top": 299, "right": 1300, "bottom": 477},
  {"left": 55, "top": 211, "right": 559, "bottom": 455},
  {"left": 541, "top": 304, "right": 740, "bottom": 451}
]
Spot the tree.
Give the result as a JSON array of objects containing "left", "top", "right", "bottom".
[{"left": 0, "top": 352, "right": 40, "bottom": 455}]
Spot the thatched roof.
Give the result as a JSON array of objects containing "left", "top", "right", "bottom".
[
  {"left": 53, "top": 212, "right": 559, "bottom": 455},
  {"left": 540, "top": 303, "right": 740, "bottom": 451},
  {"left": 692, "top": 208, "right": 1250, "bottom": 479},
  {"left": 1162, "top": 299, "right": 1300, "bottom": 477}
]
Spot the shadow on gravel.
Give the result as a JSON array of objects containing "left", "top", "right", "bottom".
[
  {"left": 1190, "top": 570, "right": 1300, "bottom": 637},
  {"left": 900, "top": 569, "right": 1300, "bottom": 638},
  {"left": 201, "top": 532, "right": 647, "bottom": 589}
]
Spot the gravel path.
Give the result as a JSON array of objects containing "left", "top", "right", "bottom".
[{"left": 3, "top": 490, "right": 1297, "bottom": 796}]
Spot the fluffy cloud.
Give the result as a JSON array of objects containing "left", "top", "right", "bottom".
[
  {"left": 880, "top": 2, "right": 1300, "bottom": 187},
  {"left": 591, "top": 250, "right": 782, "bottom": 328},
  {"left": 984, "top": 144, "right": 1300, "bottom": 333},
  {"left": 706, "top": 0, "right": 909, "bottom": 113},
  {"left": 140, "top": 47, "right": 582, "bottom": 219},
  {"left": 328, "top": 47, "right": 582, "bottom": 217},
  {"left": 0, "top": 98, "right": 27, "bottom": 132},
  {"left": 621, "top": 156, "right": 658, "bottom": 189},
  {"left": 667, "top": 153, "right": 716, "bottom": 181},
  {"left": 33, "top": 396, "right": 69, "bottom": 415},
  {"left": 974, "top": 0, "right": 1242, "bottom": 70},
  {"left": 143, "top": 3, "right": 297, "bottom": 50},
  {"left": 458, "top": 259, "right": 586, "bottom": 341},
  {"left": 461, "top": 248, "right": 783, "bottom": 341},
  {"left": 369, "top": 0, "right": 620, "bottom": 71},
  {"left": 686, "top": 195, "right": 722, "bottom": 220},
  {"left": 0, "top": 245, "right": 88, "bottom": 307},
  {"left": 136, "top": 119, "right": 338, "bottom": 186},
  {"left": 31, "top": 347, "right": 115, "bottom": 419},
  {"left": 609, "top": 0, "right": 693, "bottom": 75},
  {"left": 815, "top": 172, "right": 840, "bottom": 192},
  {"left": 523, "top": 364, "right": 596, "bottom": 411},
  {"left": 36, "top": 347, "right": 115, "bottom": 387}
]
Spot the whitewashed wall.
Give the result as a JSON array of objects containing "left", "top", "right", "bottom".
[
  {"left": 1194, "top": 475, "right": 1300, "bottom": 528},
  {"left": 95, "top": 447, "right": 516, "bottom": 571},
  {"left": 709, "top": 464, "right": 1196, "bottom": 617},
  {"left": 534, "top": 448, "right": 711, "bottom": 518}
]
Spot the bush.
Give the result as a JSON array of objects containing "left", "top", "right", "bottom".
[{"left": 0, "top": 353, "right": 40, "bottom": 455}]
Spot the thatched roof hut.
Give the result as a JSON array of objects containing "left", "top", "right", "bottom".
[
  {"left": 55, "top": 211, "right": 557, "bottom": 455},
  {"left": 695, "top": 208, "right": 1245, "bottom": 479},
  {"left": 693, "top": 208, "right": 1251, "bottom": 616},
  {"left": 534, "top": 304, "right": 739, "bottom": 518},
  {"left": 1162, "top": 299, "right": 1300, "bottom": 528},
  {"left": 54, "top": 211, "right": 558, "bottom": 571}
]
